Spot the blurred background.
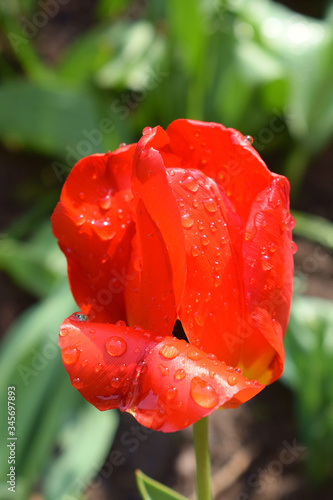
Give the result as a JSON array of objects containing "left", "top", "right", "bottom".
[{"left": 0, "top": 0, "right": 333, "bottom": 499}]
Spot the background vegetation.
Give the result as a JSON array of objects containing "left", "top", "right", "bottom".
[{"left": 0, "top": 0, "right": 332, "bottom": 499}]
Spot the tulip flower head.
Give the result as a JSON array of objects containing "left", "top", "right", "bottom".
[{"left": 52, "top": 119, "right": 294, "bottom": 432}]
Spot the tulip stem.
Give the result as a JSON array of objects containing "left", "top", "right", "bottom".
[{"left": 193, "top": 417, "right": 212, "bottom": 500}]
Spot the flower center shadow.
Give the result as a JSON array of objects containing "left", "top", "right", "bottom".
[{"left": 172, "top": 319, "right": 189, "bottom": 342}]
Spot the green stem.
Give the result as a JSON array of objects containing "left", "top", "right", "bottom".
[{"left": 193, "top": 417, "right": 212, "bottom": 500}]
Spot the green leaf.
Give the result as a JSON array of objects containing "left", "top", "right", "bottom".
[
  {"left": 292, "top": 210, "right": 333, "bottom": 249},
  {"left": 0, "top": 225, "right": 66, "bottom": 297},
  {"left": 43, "top": 404, "right": 119, "bottom": 500},
  {"left": 283, "top": 295, "right": 333, "bottom": 482},
  {"left": 0, "top": 282, "right": 76, "bottom": 494},
  {"left": 136, "top": 470, "right": 189, "bottom": 500},
  {"left": 94, "top": 21, "right": 166, "bottom": 91},
  {"left": 0, "top": 80, "right": 100, "bottom": 156}
]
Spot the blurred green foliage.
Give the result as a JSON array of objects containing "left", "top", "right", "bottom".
[{"left": 0, "top": 0, "right": 333, "bottom": 497}]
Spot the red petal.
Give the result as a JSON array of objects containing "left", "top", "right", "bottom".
[
  {"left": 59, "top": 314, "right": 264, "bottom": 432},
  {"left": 242, "top": 175, "right": 294, "bottom": 382},
  {"left": 125, "top": 128, "right": 187, "bottom": 333},
  {"left": 165, "top": 119, "right": 272, "bottom": 221},
  {"left": 160, "top": 167, "right": 246, "bottom": 362},
  {"left": 51, "top": 146, "right": 136, "bottom": 322}
]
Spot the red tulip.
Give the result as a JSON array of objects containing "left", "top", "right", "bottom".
[{"left": 52, "top": 119, "right": 294, "bottom": 432}]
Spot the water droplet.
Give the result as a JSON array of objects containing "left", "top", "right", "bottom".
[
  {"left": 227, "top": 375, "right": 238, "bottom": 386},
  {"left": 98, "top": 193, "right": 112, "bottom": 211},
  {"left": 291, "top": 241, "right": 298, "bottom": 254},
  {"left": 210, "top": 222, "right": 217, "bottom": 233},
  {"left": 95, "top": 363, "right": 102, "bottom": 373},
  {"left": 59, "top": 328, "right": 69, "bottom": 337},
  {"left": 142, "top": 126, "right": 153, "bottom": 135},
  {"left": 116, "top": 320, "right": 126, "bottom": 327},
  {"left": 75, "top": 214, "right": 86, "bottom": 226},
  {"left": 191, "top": 245, "right": 200, "bottom": 257},
  {"left": 234, "top": 367, "right": 243, "bottom": 374},
  {"left": 174, "top": 369, "right": 186, "bottom": 380},
  {"left": 209, "top": 370, "right": 216, "bottom": 379},
  {"left": 245, "top": 135, "right": 253, "bottom": 145},
  {"left": 105, "top": 336, "right": 127, "bottom": 357},
  {"left": 181, "top": 213, "right": 194, "bottom": 228},
  {"left": 194, "top": 311, "right": 204, "bottom": 327},
  {"left": 111, "top": 376, "right": 122, "bottom": 388},
  {"left": 71, "top": 312, "right": 88, "bottom": 323},
  {"left": 190, "top": 377, "right": 219, "bottom": 409},
  {"left": 203, "top": 198, "right": 218, "bottom": 213},
  {"left": 119, "top": 142, "right": 127, "bottom": 147},
  {"left": 62, "top": 347, "right": 79, "bottom": 365},
  {"left": 181, "top": 176, "right": 199, "bottom": 193},
  {"left": 198, "top": 221, "right": 205, "bottom": 231},
  {"left": 72, "top": 377, "right": 83, "bottom": 389},
  {"left": 166, "top": 387, "right": 177, "bottom": 400},
  {"left": 168, "top": 169, "right": 175, "bottom": 176},
  {"left": 260, "top": 254, "right": 273, "bottom": 271},
  {"left": 200, "top": 234, "right": 210, "bottom": 246},
  {"left": 158, "top": 364, "right": 169, "bottom": 376},
  {"left": 245, "top": 225, "right": 256, "bottom": 242},
  {"left": 118, "top": 208, "right": 124, "bottom": 219},
  {"left": 286, "top": 214, "right": 296, "bottom": 230},
  {"left": 82, "top": 359, "right": 88, "bottom": 368},
  {"left": 192, "top": 199, "right": 199, "bottom": 208},
  {"left": 159, "top": 344, "right": 179, "bottom": 359},
  {"left": 214, "top": 275, "right": 221, "bottom": 287},
  {"left": 187, "top": 349, "right": 204, "bottom": 361}
]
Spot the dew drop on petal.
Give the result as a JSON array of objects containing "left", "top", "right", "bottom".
[
  {"left": 98, "top": 193, "right": 112, "bottom": 211},
  {"left": 72, "top": 377, "right": 83, "bottom": 389},
  {"left": 200, "top": 234, "right": 210, "bottom": 246},
  {"left": 260, "top": 254, "right": 273, "bottom": 271},
  {"left": 192, "top": 199, "right": 199, "bottom": 208},
  {"left": 105, "top": 336, "right": 127, "bottom": 357},
  {"left": 142, "top": 126, "right": 153, "bottom": 135},
  {"left": 62, "top": 347, "right": 80, "bottom": 365},
  {"left": 119, "top": 142, "right": 127, "bottom": 147},
  {"left": 82, "top": 359, "right": 88, "bottom": 368},
  {"left": 227, "top": 375, "right": 238, "bottom": 386},
  {"left": 194, "top": 311, "right": 204, "bottom": 327},
  {"left": 187, "top": 349, "right": 204, "bottom": 361},
  {"left": 181, "top": 176, "right": 199, "bottom": 193},
  {"left": 75, "top": 214, "right": 86, "bottom": 226},
  {"left": 174, "top": 369, "right": 186, "bottom": 380},
  {"left": 166, "top": 387, "right": 178, "bottom": 400},
  {"left": 245, "top": 225, "right": 257, "bottom": 242},
  {"left": 191, "top": 245, "right": 200, "bottom": 257},
  {"left": 159, "top": 344, "right": 179, "bottom": 359},
  {"left": 95, "top": 363, "right": 103, "bottom": 373},
  {"left": 181, "top": 213, "right": 195, "bottom": 228},
  {"left": 116, "top": 320, "right": 126, "bottom": 327},
  {"left": 72, "top": 313, "right": 88, "bottom": 322},
  {"left": 158, "top": 364, "right": 169, "bottom": 376},
  {"left": 291, "top": 241, "right": 298, "bottom": 254},
  {"left": 245, "top": 135, "right": 253, "bottom": 145},
  {"left": 203, "top": 198, "right": 218, "bottom": 213},
  {"left": 59, "top": 328, "right": 69, "bottom": 337},
  {"left": 190, "top": 377, "right": 219, "bottom": 409}
]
